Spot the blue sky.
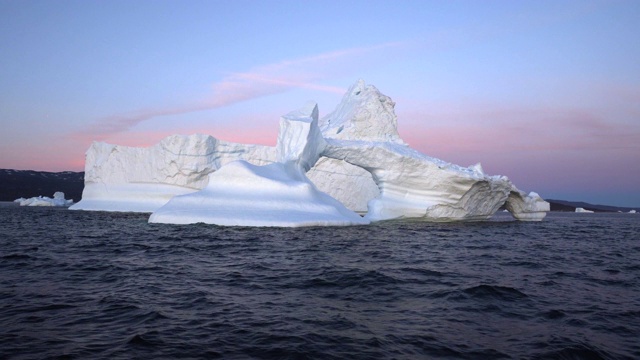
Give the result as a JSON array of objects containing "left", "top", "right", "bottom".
[{"left": 1, "top": 0, "right": 639, "bottom": 207}]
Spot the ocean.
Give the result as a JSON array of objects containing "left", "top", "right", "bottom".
[{"left": 1, "top": 203, "right": 638, "bottom": 359}]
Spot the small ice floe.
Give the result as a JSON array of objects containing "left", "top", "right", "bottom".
[
  {"left": 17, "top": 192, "right": 74, "bottom": 207},
  {"left": 575, "top": 207, "right": 594, "bottom": 213}
]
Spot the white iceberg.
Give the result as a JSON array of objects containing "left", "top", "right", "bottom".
[
  {"left": 17, "top": 192, "right": 74, "bottom": 207},
  {"left": 72, "top": 80, "right": 550, "bottom": 225},
  {"left": 575, "top": 207, "right": 594, "bottom": 213},
  {"left": 629, "top": 210, "right": 636, "bottom": 214}
]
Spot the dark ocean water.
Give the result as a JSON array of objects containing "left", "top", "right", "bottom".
[{"left": 1, "top": 203, "right": 639, "bottom": 360}]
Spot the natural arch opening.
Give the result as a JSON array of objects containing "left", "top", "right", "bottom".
[{"left": 306, "top": 157, "right": 379, "bottom": 214}]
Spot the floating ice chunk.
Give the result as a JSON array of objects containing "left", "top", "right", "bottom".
[
  {"left": 575, "top": 207, "right": 594, "bottom": 213},
  {"left": 18, "top": 192, "right": 73, "bottom": 207}
]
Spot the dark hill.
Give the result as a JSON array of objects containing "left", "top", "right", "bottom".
[
  {"left": 547, "top": 199, "right": 636, "bottom": 213},
  {"left": 547, "top": 200, "right": 576, "bottom": 212},
  {"left": 0, "top": 169, "right": 84, "bottom": 202}
]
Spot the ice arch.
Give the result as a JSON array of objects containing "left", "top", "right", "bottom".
[{"left": 306, "top": 157, "right": 379, "bottom": 214}]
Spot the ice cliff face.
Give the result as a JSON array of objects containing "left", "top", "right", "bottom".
[
  {"left": 72, "top": 80, "right": 549, "bottom": 224},
  {"left": 320, "top": 133, "right": 519, "bottom": 221},
  {"left": 72, "top": 134, "right": 275, "bottom": 212},
  {"left": 276, "top": 101, "right": 326, "bottom": 171}
]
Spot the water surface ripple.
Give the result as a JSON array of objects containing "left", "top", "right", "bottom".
[{"left": 1, "top": 205, "right": 639, "bottom": 359}]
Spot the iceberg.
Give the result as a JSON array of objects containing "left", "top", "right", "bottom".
[
  {"left": 72, "top": 80, "right": 549, "bottom": 225},
  {"left": 575, "top": 207, "right": 594, "bottom": 213},
  {"left": 17, "top": 192, "right": 74, "bottom": 207}
]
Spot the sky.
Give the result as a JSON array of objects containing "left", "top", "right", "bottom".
[{"left": 1, "top": 0, "right": 639, "bottom": 207}]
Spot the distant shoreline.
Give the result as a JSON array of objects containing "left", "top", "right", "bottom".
[{"left": 1, "top": 169, "right": 637, "bottom": 212}]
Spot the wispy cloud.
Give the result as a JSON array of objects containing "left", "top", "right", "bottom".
[
  {"left": 400, "top": 105, "right": 640, "bottom": 154},
  {"left": 103, "top": 112, "right": 282, "bottom": 149},
  {"left": 76, "top": 42, "right": 403, "bottom": 141}
]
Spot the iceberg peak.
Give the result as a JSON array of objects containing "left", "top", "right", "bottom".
[{"left": 320, "top": 80, "right": 405, "bottom": 144}]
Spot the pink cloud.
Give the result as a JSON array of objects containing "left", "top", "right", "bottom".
[
  {"left": 73, "top": 42, "right": 403, "bottom": 142},
  {"left": 399, "top": 105, "right": 640, "bottom": 154},
  {"left": 104, "top": 117, "right": 280, "bottom": 149}
]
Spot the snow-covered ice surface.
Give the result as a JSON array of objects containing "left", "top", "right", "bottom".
[
  {"left": 148, "top": 161, "right": 368, "bottom": 227},
  {"left": 73, "top": 80, "right": 549, "bottom": 225},
  {"left": 150, "top": 103, "right": 369, "bottom": 227},
  {"left": 17, "top": 192, "right": 73, "bottom": 207}
]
